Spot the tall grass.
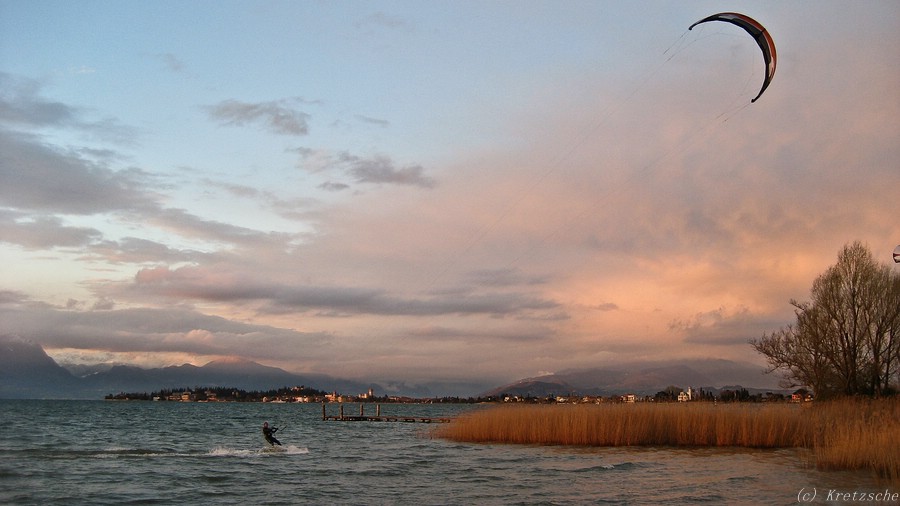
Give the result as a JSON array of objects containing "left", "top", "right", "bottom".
[
  {"left": 436, "top": 399, "right": 900, "bottom": 481},
  {"left": 807, "top": 399, "right": 900, "bottom": 481}
]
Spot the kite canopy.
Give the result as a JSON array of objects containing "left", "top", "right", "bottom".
[
  {"left": 893, "top": 244, "right": 900, "bottom": 263},
  {"left": 689, "top": 12, "right": 777, "bottom": 103}
]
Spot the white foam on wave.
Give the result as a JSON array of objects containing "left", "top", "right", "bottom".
[
  {"left": 208, "top": 447, "right": 259, "bottom": 457},
  {"left": 85, "top": 445, "right": 310, "bottom": 459},
  {"left": 208, "top": 445, "right": 309, "bottom": 457}
]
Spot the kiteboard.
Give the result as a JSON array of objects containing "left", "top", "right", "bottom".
[{"left": 259, "top": 444, "right": 308, "bottom": 455}]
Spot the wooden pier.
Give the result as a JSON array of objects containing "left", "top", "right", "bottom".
[{"left": 322, "top": 403, "right": 452, "bottom": 423}]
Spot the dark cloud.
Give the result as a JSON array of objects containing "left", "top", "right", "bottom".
[{"left": 206, "top": 99, "right": 311, "bottom": 136}]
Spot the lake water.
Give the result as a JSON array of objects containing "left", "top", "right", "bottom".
[{"left": 0, "top": 400, "right": 891, "bottom": 505}]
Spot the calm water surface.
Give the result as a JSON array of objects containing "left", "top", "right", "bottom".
[{"left": 0, "top": 400, "right": 890, "bottom": 505}]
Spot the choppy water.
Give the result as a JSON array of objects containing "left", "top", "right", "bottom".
[{"left": 0, "top": 400, "right": 890, "bottom": 505}]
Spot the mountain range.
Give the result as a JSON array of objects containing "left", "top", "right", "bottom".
[
  {"left": 0, "top": 335, "right": 492, "bottom": 398},
  {"left": 0, "top": 335, "right": 378, "bottom": 399},
  {"left": 481, "top": 360, "right": 785, "bottom": 398},
  {"left": 1, "top": 334, "right": 784, "bottom": 399}
]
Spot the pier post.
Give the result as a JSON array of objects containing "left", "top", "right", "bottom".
[
  {"left": 322, "top": 402, "right": 326, "bottom": 421},
  {"left": 359, "top": 403, "right": 364, "bottom": 417},
  {"left": 376, "top": 404, "right": 381, "bottom": 417},
  {"left": 339, "top": 403, "right": 344, "bottom": 420}
]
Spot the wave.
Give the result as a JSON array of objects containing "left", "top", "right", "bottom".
[
  {"left": 0, "top": 447, "right": 194, "bottom": 459},
  {"left": 93, "top": 447, "right": 189, "bottom": 458},
  {"left": 208, "top": 445, "right": 309, "bottom": 457},
  {"left": 569, "top": 462, "right": 638, "bottom": 473},
  {"left": 1, "top": 445, "right": 310, "bottom": 460}
]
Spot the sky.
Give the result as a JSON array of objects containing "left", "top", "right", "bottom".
[{"left": 1, "top": 1, "right": 898, "bottom": 395}]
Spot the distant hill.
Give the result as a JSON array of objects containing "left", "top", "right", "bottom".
[
  {"left": 0, "top": 334, "right": 376, "bottom": 399},
  {"left": 0, "top": 334, "right": 79, "bottom": 399},
  {"left": 480, "top": 359, "right": 783, "bottom": 398},
  {"left": 78, "top": 359, "right": 389, "bottom": 399}
]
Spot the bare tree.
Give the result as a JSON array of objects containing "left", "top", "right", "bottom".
[{"left": 751, "top": 242, "right": 900, "bottom": 398}]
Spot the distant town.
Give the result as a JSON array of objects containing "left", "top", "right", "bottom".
[{"left": 104, "top": 385, "right": 814, "bottom": 404}]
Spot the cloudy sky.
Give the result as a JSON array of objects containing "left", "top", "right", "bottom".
[{"left": 1, "top": 1, "right": 898, "bottom": 393}]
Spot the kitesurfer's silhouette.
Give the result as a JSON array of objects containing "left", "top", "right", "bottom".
[{"left": 262, "top": 421, "right": 281, "bottom": 446}]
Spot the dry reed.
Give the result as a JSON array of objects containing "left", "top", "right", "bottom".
[{"left": 436, "top": 398, "right": 900, "bottom": 481}]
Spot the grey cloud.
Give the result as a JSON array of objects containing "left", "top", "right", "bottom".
[
  {"left": 466, "top": 268, "right": 548, "bottom": 287},
  {"left": 203, "top": 179, "right": 261, "bottom": 199},
  {"left": 76, "top": 116, "right": 140, "bottom": 145},
  {"left": 0, "top": 290, "right": 31, "bottom": 306},
  {"left": 673, "top": 306, "right": 781, "bottom": 346},
  {"left": 0, "top": 304, "right": 327, "bottom": 360},
  {"left": 406, "top": 325, "right": 553, "bottom": 343},
  {"left": 86, "top": 237, "right": 212, "bottom": 265},
  {"left": 338, "top": 152, "right": 436, "bottom": 188},
  {"left": 138, "top": 207, "right": 298, "bottom": 248},
  {"left": 91, "top": 298, "right": 115, "bottom": 311},
  {"left": 0, "top": 128, "right": 303, "bottom": 254},
  {"left": 124, "top": 265, "right": 558, "bottom": 318},
  {"left": 319, "top": 181, "right": 350, "bottom": 192},
  {"left": 355, "top": 114, "right": 390, "bottom": 127},
  {"left": 156, "top": 53, "right": 185, "bottom": 73},
  {"left": 0, "top": 130, "right": 156, "bottom": 214},
  {"left": 200, "top": 179, "right": 322, "bottom": 222},
  {"left": 295, "top": 148, "right": 436, "bottom": 189},
  {"left": 0, "top": 210, "right": 102, "bottom": 249},
  {"left": 0, "top": 73, "right": 77, "bottom": 127},
  {"left": 0, "top": 73, "right": 138, "bottom": 144},
  {"left": 206, "top": 99, "right": 310, "bottom": 136}
]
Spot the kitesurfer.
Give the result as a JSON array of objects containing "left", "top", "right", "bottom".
[{"left": 262, "top": 421, "right": 281, "bottom": 446}]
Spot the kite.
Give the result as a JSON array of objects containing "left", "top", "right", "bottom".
[
  {"left": 689, "top": 12, "right": 777, "bottom": 103},
  {"left": 893, "top": 244, "right": 900, "bottom": 263}
]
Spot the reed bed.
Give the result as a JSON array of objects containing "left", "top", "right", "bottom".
[
  {"left": 436, "top": 398, "right": 900, "bottom": 481},
  {"left": 806, "top": 398, "right": 900, "bottom": 481}
]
